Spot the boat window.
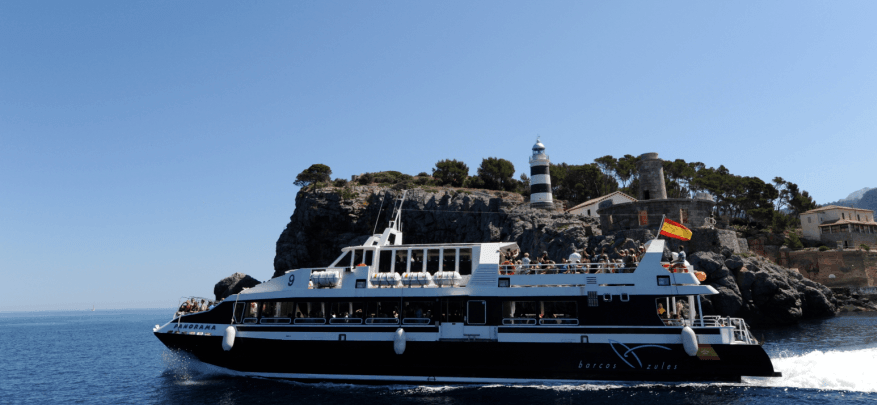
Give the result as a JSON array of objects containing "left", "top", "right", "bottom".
[
  {"left": 329, "top": 302, "right": 365, "bottom": 324},
  {"left": 502, "top": 300, "right": 538, "bottom": 325},
  {"left": 379, "top": 250, "right": 393, "bottom": 273},
  {"left": 353, "top": 250, "right": 364, "bottom": 266},
  {"left": 540, "top": 301, "right": 578, "bottom": 325},
  {"left": 294, "top": 302, "right": 327, "bottom": 324},
  {"left": 411, "top": 249, "right": 425, "bottom": 272},
  {"left": 394, "top": 250, "right": 408, "bottom": 274},
  {"left": 364, "top": 250, "right": 374, "bottom": 266},
  {"left": 443, "top": 249, "right": 456, "bottom": 272},
  {"left": 402, "top": 300, "right": 434, "bottom": 324},
  {"left": 440, "top": 298, "right": 465, "bottom": 323},
  {"left": 242, "top": 302, "right": 259, "bottom": 324},
  {"left": 656, "top": 297, "right": 686, "bottom": 325},
  {"left": 260, "top": 301, "right": 293, "bottom": 324},
  {"left": 411, "top": 249, "right": 426, "bottom": 273},
  {"left": 332, "top": 251, "right": 351, "bottom": 268},
  {"left": 426, "top": 249, "right": 441, "bottom": 274},
  {"left": 459, "top": 248, "right": 472, "bottom": 275},
  {"left": 233, "top": 302, "right": 247, "bottom": 323},
  {"left": 467, "top": 300, "right": 486, "bottom": 324},
  {"left": 366, "top": 301, "right": 400, "bottom": 324}
]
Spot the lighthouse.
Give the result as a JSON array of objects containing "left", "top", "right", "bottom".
[{"left": 529, "top": 138, "right": 554, "bottom": 209}]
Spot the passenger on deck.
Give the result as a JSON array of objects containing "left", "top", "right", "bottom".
[
  {"left": 676, "top": 246, "right": 687, "bottom": 263},
  {"left": 657, "top": 303, "right": 666, "bottom": 317},
  {"left": 558, "top": 258, "right": 569, "bottom": 274},
  {"left": 521, "top": 253, "right": 531, "bottom": 274}
]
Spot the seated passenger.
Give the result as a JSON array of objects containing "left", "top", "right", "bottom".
[{"left": 657, "top": 303, "right": 666, "bottom": 318}]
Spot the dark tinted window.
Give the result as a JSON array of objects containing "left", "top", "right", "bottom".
[
  {"left": 468, "top": 301, "right": 486, "bottom": 324},
  {"left": 427, "top": 249, "right": 440, "bottom": 274},
  {"left": 459, "top": 249, "right": 472, "bottom": 275},
  {"left": 379, "top": 250, "right": 392, "bottom": 272}
]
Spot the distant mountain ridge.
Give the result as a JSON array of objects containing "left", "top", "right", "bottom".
[
  {"left": 824, "top": 187, "right": 873, "bottom": 205},
  {"left": 824, "top": 187, "right": 877, "bottom": 213}
]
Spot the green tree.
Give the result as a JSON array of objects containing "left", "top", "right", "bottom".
[
  {"left": 594, "top": 155, "right": 618, "bottom": 196},
  {"left": 615, "top": 154, "right": 639, "bottom": 189},
  {"left": 432, "top": 159, "right": 469, "bottom": 187},
  {"left": 294, "top": 164, "right": 332, "bottom": 192},
  {"left": 477, "top": 157, "right": 516, "bottom": 191}
]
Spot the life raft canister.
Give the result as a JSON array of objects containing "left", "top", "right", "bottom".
[{"left": 695, "top": 271, "right": 707, "bottom": 282}]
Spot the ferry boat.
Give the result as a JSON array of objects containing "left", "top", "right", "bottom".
[{"left": 153, "top": 193, "right": 781, "bottom": 384}]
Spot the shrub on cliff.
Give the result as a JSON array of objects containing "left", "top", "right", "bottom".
[
  {"left": 432, "top": 159, "right": 469, "bottom": 187},
  {"left": 294, "top": 164, "right": 332, "bottom": 192},
  {"left": 784, "top": 233, "right": 804, "bottom": 250},
  {"left": 478, "top": 157, "right": 517, "bottom": 191}
]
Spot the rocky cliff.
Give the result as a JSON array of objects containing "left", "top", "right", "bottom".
[
  {"left": 274, "top": 186, "right": 600, "bottom": 276},
  {"left": 274, "top": 186, "right": 838, "bottom": 325}
]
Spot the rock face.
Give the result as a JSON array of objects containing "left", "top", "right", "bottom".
[
  {"left": 274, "top": 186, "right": 599, "bottom": 278},
  {"left": 689, "top": 252, "right": 837, "bottom": 325},
  {"left": 214, "top": 273, "right": 261, "bottom": 301},
  {"left": 274, "top": 186, "right": 838, "bottom": 325}
]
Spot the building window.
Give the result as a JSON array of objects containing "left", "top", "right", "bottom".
[
  {"left": 808, "top": 217, "right": 811, "bottom": 224},
  {"left": 587, "top": 209, "right": 591, "bottom": 216},
  {"left": 638, "top": 211, "right": 648, "bottom": 226},
  {"left": 842, "top": 213, "right": 845, "bottom": 219}
]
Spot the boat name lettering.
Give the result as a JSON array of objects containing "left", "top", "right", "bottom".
[
  {"left": 578, "top": 360, "right": 617, "bottom": 369},
  {"left": 173, "top": 324, "right": 217, "bottom": 330}
]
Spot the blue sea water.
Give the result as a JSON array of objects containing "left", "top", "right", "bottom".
[{"left": 1, "top": 309, "right": 875, "bottom": 405}]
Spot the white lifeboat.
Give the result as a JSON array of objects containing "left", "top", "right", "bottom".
[
  {"left": 401, "top": 272, "right": 433, "bottom": 286},
  {"left": 311, "top": 270, "right": 341, "bottom": 287},
  {"left": 433, "top": 271, "right": 461, "bottom": 286}
]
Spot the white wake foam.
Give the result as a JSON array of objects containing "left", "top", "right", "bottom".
[{"left": 745, "top": 347, "right": 877, "bottom": 392}]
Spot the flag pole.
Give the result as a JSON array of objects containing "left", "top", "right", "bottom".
[{"left": 654, "top": 214, "right": 666, "bottom": 240}]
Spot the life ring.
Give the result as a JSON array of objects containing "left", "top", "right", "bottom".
[
  {"left": 356, "top": 263, "right": 367, "bottom": 267},
  {"left": 500, "top": 261, "right": 513, "bottom": 275}
]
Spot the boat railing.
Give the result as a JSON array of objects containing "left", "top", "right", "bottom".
[
  {"left": 402, "top": 318, "right": 431, "bottom": 325},
  {"left": 294, "top": 318, "right": 326, "bottom": 325},
  {"left": 539, "top": 318, "right": 579, "bottom": 325},
  {"left": 365, "top": 318, "right": 399, "bottom": 325},
  {"left": 502, "top": 318, "right": 537, "bottom": 325},
  {"left": 242, "top": 317, "right": 259, "bottom": 324},
  {"left": 260, "top": 317, "right": 292, "bottom": 324},
  {"left": 330, "top": 318, "right": 363, "bottom": 324},
  {"left": 498, "top": 263, "right": 635, "bottom": 275},
  {"left": 697, "top": 315, "right": 758, "bottom": 344}
]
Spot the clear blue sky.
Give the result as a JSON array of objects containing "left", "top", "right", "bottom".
[{"left": 2, "top": 2, "right": 875, "bottom": 311}]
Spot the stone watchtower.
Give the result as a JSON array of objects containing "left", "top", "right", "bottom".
[
  {"left": 529, "top": 138, "right": 554, "bottom": 209},
  {"left": 637, "top": 152, "right": 667, "bottom": 200}
]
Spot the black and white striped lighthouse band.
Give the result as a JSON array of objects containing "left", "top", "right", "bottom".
[
  {"left": 531, "top": 183, "right": 551, "bottom": 194},
  {"left": 530, "top": 165, "right": 550, "bottom": 176}
]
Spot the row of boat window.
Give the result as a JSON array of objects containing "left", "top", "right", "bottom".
[
  {"left": 232, "top": 299, "right": 578, "bottom": 326},
  {"left": 332, "top": 248, "right": 474, "bottom": 275}
]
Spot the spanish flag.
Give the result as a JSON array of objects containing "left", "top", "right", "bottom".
[{"left": 660, "top": 218, "right": 692, "bottom": 241}]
